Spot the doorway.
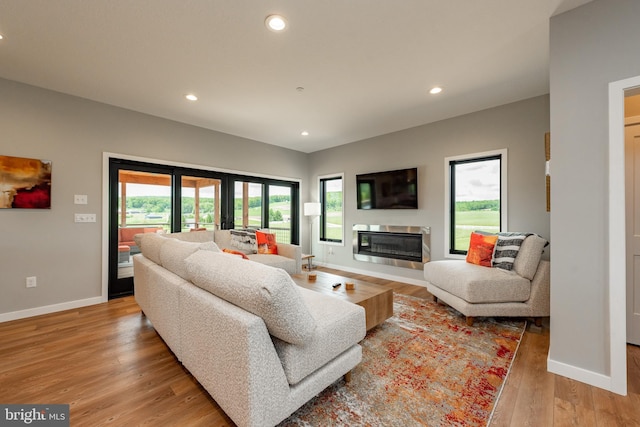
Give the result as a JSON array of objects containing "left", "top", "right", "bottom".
[
  {"left": 609, "top": 76, "right": 640, "bottom": 396},
  {"left": 108, "top": 159, "right": 229, "bottom": 298},
  {"left": 108, "top": 160, "right": 176, "bottom": 298},
  {"left": 625, "top": 94, "right": 640, "bottom": 346}
]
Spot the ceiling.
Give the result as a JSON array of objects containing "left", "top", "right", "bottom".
[{"left": 0, "top": 0, "right": 592, "bottom": 153}]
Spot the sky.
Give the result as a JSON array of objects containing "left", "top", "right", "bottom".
[{"left": 454, "top": 159, "right": 500, "bottom": 202}]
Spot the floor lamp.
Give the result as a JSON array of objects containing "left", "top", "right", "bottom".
[{"left": 303, "top": 202, "right": 321, "bottom": 269}]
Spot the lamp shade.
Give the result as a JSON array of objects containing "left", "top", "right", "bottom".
[{"left": 304, "top": 202, "right": 321, "bottom": 217}]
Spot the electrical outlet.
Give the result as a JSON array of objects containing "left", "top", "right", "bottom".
[
  {"left": 74, "top": 194, "right": 88, "bottom": 204},
  {"left": 26, "top": 276, "right": 37, "bottom": 288}
]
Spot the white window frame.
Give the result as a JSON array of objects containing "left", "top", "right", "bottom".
[
  {"left": 318, "top": 173, "right": 345, "bottom": 246},
  {"left": 444, "top": 149, "right": 508, "bottom": 259}
]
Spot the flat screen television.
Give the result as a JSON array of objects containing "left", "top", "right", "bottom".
[{"left": 356, "top": 167, "right": 418, "bottom": 209}]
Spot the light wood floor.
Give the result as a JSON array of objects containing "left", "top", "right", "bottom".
[{"left": 0, "top": 267, "right": 638, "bottom": 426}]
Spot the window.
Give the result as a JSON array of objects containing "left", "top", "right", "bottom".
[
  {"left": 234, "top": 181, "right": 263, "bottom": 229},
  {"left": 445, "top": 149, "right": 507, "bottom": 256},
  {"left": 181, "top": 176, "right": 221, "bottom": 231},
  {"left": 109, "top": 158, "right": 300, "bottom": 298},
  {"left": 232, "top": 180, "right": 297, "bottom": 243},
  {"left": 267, "top": 184, "right": 293, "bottom": 243},
  {"left": 319, "top": 174, "right": 344, "bottom": 244}
]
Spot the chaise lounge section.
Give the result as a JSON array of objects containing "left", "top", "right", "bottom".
[{"left": 423, "top": 234, "right": 550, "bottom": 326}]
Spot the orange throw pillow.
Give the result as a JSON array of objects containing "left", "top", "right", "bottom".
[
  {"left": 222, "top": 248, "right": 249, "bottom": 259},
  {"left": 256, "top": 231, "right": 278, "bottom": 254},
  {"left": 466, "top": 232, "right": 498, "bottom": 267}
]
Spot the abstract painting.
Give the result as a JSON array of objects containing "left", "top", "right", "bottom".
[{"left": 0, "top": 155, "right": 52, "bottom": 209}]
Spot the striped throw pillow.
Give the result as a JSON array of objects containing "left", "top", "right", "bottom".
[{"left": 492, "top": 233, "right": 530, "bottom": 271}]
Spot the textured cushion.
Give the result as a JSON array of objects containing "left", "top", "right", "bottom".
[
  {"left": 213, "top": 229, "right": 233, "bottom": 249},
  {"left": 166, "top": 230, "right": 215, "bottom": 243},
  {"left": 466, "top": 231, "right": 498, "bottom": 267},
  {"left": 273, "top": 287, "right": 366, "bottom": 385},
  {"left": 493, "top": 233, "right": 528, "bottom": 271},
  {"left": 246, "top": 254, "right": 296, "bottom": 274},
  {"left": 185, "top": 250, "right": 316, "bottom": 345},
  {"left": 424, "top": 260, "right": 531, "bottom": 303},
  {"left": 513, "top": 234, "right": 547, "bottom": 280},
  {"left": 137, "top": 233, "right": 170, "bottom": 264},
  {"left": 159, "top": 239, "right": 220, "bottom": 280},
  {"left": 256, "top": 230, "right": 278, "bottom": 254}
]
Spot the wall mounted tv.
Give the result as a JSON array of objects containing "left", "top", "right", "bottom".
[{"left": 356, "top": 167, "right": 418, "bottom": 209}]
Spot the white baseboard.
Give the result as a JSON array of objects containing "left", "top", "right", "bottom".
[
  {"left": 0, "top": 296, "right": 106, "bottom": 323},
  {"left": 547, "top": 356, "right": 614, "bottom": 392},
  {"left": 316, "top": 261, "right": 428, "bottom": 287}
]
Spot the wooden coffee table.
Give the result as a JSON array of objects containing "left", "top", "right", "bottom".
[{"left": 290, "top": 271, "right": 393, "bottom": 330}]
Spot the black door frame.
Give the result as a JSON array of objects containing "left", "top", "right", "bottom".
[
  {"left": 108, "top": 158, "right": 300, "bottom": 298},
  {"left": 108, "top": 159, "right": 175, "bottom": 299}
]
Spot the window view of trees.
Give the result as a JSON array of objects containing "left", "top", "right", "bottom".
[
  {"left": 119, "top": 196, "right": 219, "bottom": 226},
  {"left": 320, "top": 176, "right": 343, "bottom": 243},
  {"left": 116, "top": 168, "right": 298, "bottom": 246},
  {"left": 232, "top": 195, "right": 290, "bottom": 224},
  {"left": 266, "top": 186, "right": 292, "bottom": 243},
  {"left": 449, "top": 155, "right": 503, "bottom": 254},
  {"left": 233, "top": 183, "right": 293, "bottom": 243},
  {"left": 118, "top": 178, "right": 172, "bottom": 231}
]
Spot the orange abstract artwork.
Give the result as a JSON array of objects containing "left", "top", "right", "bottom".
[{"left": 0, "top": 155, "right": 52, "bottom": 209}]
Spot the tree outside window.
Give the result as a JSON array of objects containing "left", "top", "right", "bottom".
[
  {"left": 447, "top": 150, "right": 507, "bottom": 255},
  {"left": 319, "top": 175, "right": 343, "bottom": 243}
]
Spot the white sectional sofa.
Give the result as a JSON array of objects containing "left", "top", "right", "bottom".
[
  {"left": 168, "top": 229, "right": 302, "bottom": 274},
  {"left": 133, "top": 231, "right": 366, "bottom": 427}
]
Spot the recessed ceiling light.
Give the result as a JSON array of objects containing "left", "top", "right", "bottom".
[
  {"left": 301, "top": 131, "right": 309, "bottom": 136},
  {"left": 185, "top": 94, "right": 198, "bottom": 101},
  {"left": 0, "top": 34, "right": 4, "bottom": 40},
  {"left": 265, "top": 15, "right": 287, "bottom": 32},
  {"left": 429, "top": 87, "right": 443, "bottom": 95}
]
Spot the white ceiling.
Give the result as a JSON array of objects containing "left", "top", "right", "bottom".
[{"left": 0, "top": 0, "right": 592, "bottom": 153}]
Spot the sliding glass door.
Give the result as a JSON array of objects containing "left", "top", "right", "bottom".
[
  {"left": 268, "top": 184, "right": 293, "bottom": 243},
  {"left": 109, "top": 160, "right": 174, "bottom": 298},
  {"left": 232, "top": 179, "right": 298, "bottom": 243},
  {"left": 181, "top": 176, "right": 221, "bottom": 231},
  {"left": 234, "top": 181, "right": 263, "bottom": 229},
  {"left": 108, "top": 158, "right": 300, "bottom": 298}
]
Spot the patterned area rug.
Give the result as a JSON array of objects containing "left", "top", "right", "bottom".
[{"left": 280, "top": 294, "right": 525, "bottom": 427}]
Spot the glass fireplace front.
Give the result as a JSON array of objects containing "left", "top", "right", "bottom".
[{"left": 352, "top": 224, "right": 430, "bottom": 269}]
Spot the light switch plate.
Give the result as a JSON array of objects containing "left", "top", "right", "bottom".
[{"left": 74, "top": 213, "right": 96, "bottom": 223}]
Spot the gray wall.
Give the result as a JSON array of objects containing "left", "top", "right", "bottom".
[
  {"left": 0, "top": 78, "right": 308, "bottom": 316},
  {"left": 0, "top": 80, "right": 551, "bottom": 315},
  {"left": 309, "top": 95, "right": 550, "bottom": 282},
  {"left": 549, "top": 0, "right": 640, "bottom": 378}
]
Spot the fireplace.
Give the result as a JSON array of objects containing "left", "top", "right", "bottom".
[{"left": 353, "top": 224, "right": 430, "bottom": 269}]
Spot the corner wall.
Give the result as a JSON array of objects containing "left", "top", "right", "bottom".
[
  {"left": 0, "top": 78, "right": 308, "bottom": 318},
  {"left": 308, "top": 95, "right": 550, "bottom": 282},
  {"left": 549, "top": 0, "right": 640, "bottom": 391}
]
